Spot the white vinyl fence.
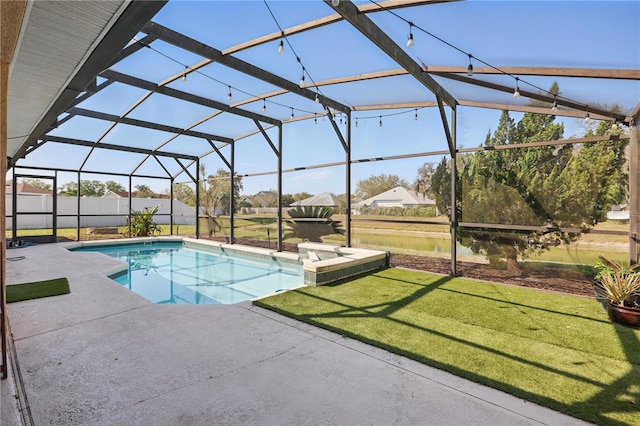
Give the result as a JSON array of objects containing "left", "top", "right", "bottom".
[{"left": 7, "top": 195, "right": 196, "bottom": 229}]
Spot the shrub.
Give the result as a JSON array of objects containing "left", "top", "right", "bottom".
[{"left": 125, "top": 206, "right": 162, "bottom": 237}]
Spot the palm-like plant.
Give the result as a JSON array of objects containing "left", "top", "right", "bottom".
[
  {"left": 125, "top": 206, "right": 162, "bottom": 237},
  {"left": 594, "top": 256, "right": 640, "bottom": 307},
  {"left": 285, "top": 206, "right": 343, "bottom": 242}
]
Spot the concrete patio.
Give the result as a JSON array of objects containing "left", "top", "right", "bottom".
[{"left": 1, "top": 242, "right": 589, "bottom": 425}]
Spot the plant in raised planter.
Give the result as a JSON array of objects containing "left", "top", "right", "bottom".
[
  {"left": 285, "top": 206, "right": 344, "bottom": 243},
  {"left": 593, "top": 256, "right": 640, "bottom": 329}
]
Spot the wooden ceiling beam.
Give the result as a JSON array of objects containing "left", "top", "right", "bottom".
[
  {"left": 458, "top": 100, "right": 614, "bottom": 121},
  {"left": 309, "top": 66, "right": 640, "bottom": 89},
  {"left": 327, "top": 0, "right": 457, "bottom": 109},
  {"left": 426, "top": 66, "right": 640, "bottom": 80},
  {"left": 223, "top": 0, "right": 459, "bottom": 55},
  {"left": 352, "top": 101, "right": 438, "bottom": 111},
  {"left": 434, "top": 72, "right": 628, "bottom": 122}
]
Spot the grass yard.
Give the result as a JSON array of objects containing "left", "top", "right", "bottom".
[{"left": 254, "top": 267, "right": 640, "bottom": 426}]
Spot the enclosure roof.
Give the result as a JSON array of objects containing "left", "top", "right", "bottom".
[
  {"left": 6, "top": 0, "right": 640, "bottom": 182},
  {"left": 6, "top": 1, "right": 166, "bottom": 161}
]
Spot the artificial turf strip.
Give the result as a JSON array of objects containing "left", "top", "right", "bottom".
[
  {"left": 253, "top": 267, "right": 640, "bottom": 426},
  {"left": 6, "top": 277, "right": 70, "bottom": 303}
]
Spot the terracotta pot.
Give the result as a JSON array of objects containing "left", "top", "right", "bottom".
[{"left": 607, "top": 304, "right": 640, "bottom": 329}]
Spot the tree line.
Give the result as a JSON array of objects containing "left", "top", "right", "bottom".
[{"left": 15, "top": 179, "right": 158, "bottom": 198}]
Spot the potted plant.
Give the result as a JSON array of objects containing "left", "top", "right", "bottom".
[{"left": 593, "top": 256, "right": 640, "bottom": 329}]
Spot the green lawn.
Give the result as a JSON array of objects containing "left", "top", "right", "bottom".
[{"left": 255, "top": 267, "right": 640, "bottom": 426}]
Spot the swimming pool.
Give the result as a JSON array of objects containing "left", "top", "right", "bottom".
[{"left": 72, "top": 241, "right": 303, "bottom": 304}]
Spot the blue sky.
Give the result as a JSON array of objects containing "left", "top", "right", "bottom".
[{"left": 14, "top": 0, "right": 640, "bottom": 196}]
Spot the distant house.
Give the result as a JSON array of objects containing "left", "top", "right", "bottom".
[
  {"left": 607, "top": 204, "right": 629, "bottom": 221},
  {"left": 5, "top": 183, "right": 50, "bottom": 196},
  {"left": 290, "top": 192, "right": 340, "bottom": 208},
  {"left": 250, "top": 190, "right": 278, "bottom": 207},
  {"left": 356, "top": 186, "right": 435, "bottom": 209},
  {"left": 102, "top": 190, "right": 132, "bottom": 198}
]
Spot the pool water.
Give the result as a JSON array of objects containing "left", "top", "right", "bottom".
[{"left": 75, "top": 242, "right": 303, "bottom": 304}]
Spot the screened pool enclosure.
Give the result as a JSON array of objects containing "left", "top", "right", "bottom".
[{"left": 2, "top": 0, "right": 639, "bottom": 376}]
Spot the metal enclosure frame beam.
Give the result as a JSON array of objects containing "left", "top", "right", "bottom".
[
  {"left": 10, "top": 0, "right": 168, "bottom": 166},
  {"left": 101, "top": 70, "right": 280, "bottom": 127},
  {"left": 68, "top": 107, "right": 234, "bottom": 144},
  {"left": 42, "top": 135, "right": 199, "bottom": 161},
  {"left": 326, "top": 0, "right": 457, "bottom": 160},
  {"left": 141, "top": 21, "right": 352, "bottom": 114},
  {"left": 325, "top": 0, "right": 457, "bottom": 109},
  {"left": 628, "top": 103, "right": 640, "bottom": 265},
  {"left": 254, "top": 120, "right": 284, "bottom": 251}
]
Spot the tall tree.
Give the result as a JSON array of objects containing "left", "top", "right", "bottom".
[
  {"left": 433, "top": 107, "right": 627, "bottom": 274},
  {"left": 199, "top": 166, "right": 243, "bottom": 237},
  {"left": 293, "top": 192, "right": 312, "bottom": 202},
  {"left": 105, "top": 180, "right": 126, "bottom": 193},
  {"left": 355, "top": 174, "right": 408, "bottom": 200},
  {"left": 413, "top": 162, "right": 436, "bottom": 197},
  {"left": 431, "top": 157, "right": 452, "bottom": 216},
  {"left": 280, "top": 193, "right": 295, "bottom": 207},
  {"left": 171, "top": 183, "right": 195, "bottom": 206},
  {"left": 58, "top": 180, "right": 106, "bottom": 197},
  {"left": 134, "top": 184, "right": 155, "bottom": 198}
]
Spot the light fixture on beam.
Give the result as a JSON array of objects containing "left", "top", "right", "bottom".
[
  {"left": 379, "top": 116, "right": 383, "bottom": 127},
  {"left": 278, "top": 32, "right": 285, "bottom": 54},
  {"left": 513, "top": 78, "right": 520, "bottom": 98},
  {"left": 262, "top": 99, "right": 267, "bottom": 112},
  {"left": 551, "top": 96, "right": 558, "bottom": 113},
  {"left": 182, "top": 66, "right": 188, "bottom": 82},
  {"left": 414, "top": 109, "right": 418, "bottom": 121},
  {"left": 227, "top": 86, "right": 232, "bottom": 101},
  {"left": 585, "top": 110, "right": 591, "bottom": 123},
  {"left": 407, "top": 23, "right": 414, "bottom": 49},
  {"left": 467, "top": 54, "right": 474, "bottom": 77},
  {"left": 290, "top": 107, "right": 294, "bottom": 119}
]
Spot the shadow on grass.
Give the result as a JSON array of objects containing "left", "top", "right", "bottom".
[
  {"left": 569, "top": 326, "right": 640, "bottom": 426},
  {"left": 255, "top": 268, "right": 640, "bottom": 426},
  {"left": 437, "top": 285, "right": 610, "bottom": 323},
  {"left": 306, "top": 268, "right": 451, "bottom": 319}
]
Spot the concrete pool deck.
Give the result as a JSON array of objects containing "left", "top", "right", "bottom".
[{"left": 1, "top": 242, "right": 590, "bottom": 425}]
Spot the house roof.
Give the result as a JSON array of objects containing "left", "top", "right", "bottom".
[
  {"left": 290, "top": 192, "right": 339, "bottom": 207},
  {"left": 361, "top": 186, "right": 435, "bottom": 207},
  {"left": 102, "top": 190, "right": 132, "bottom": 198},
  {"left": 5, "top": 183, "right": 50, "bottom": 194},
  {"left": 251, "top": 191, "right": 278, "bottom": 207}
]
